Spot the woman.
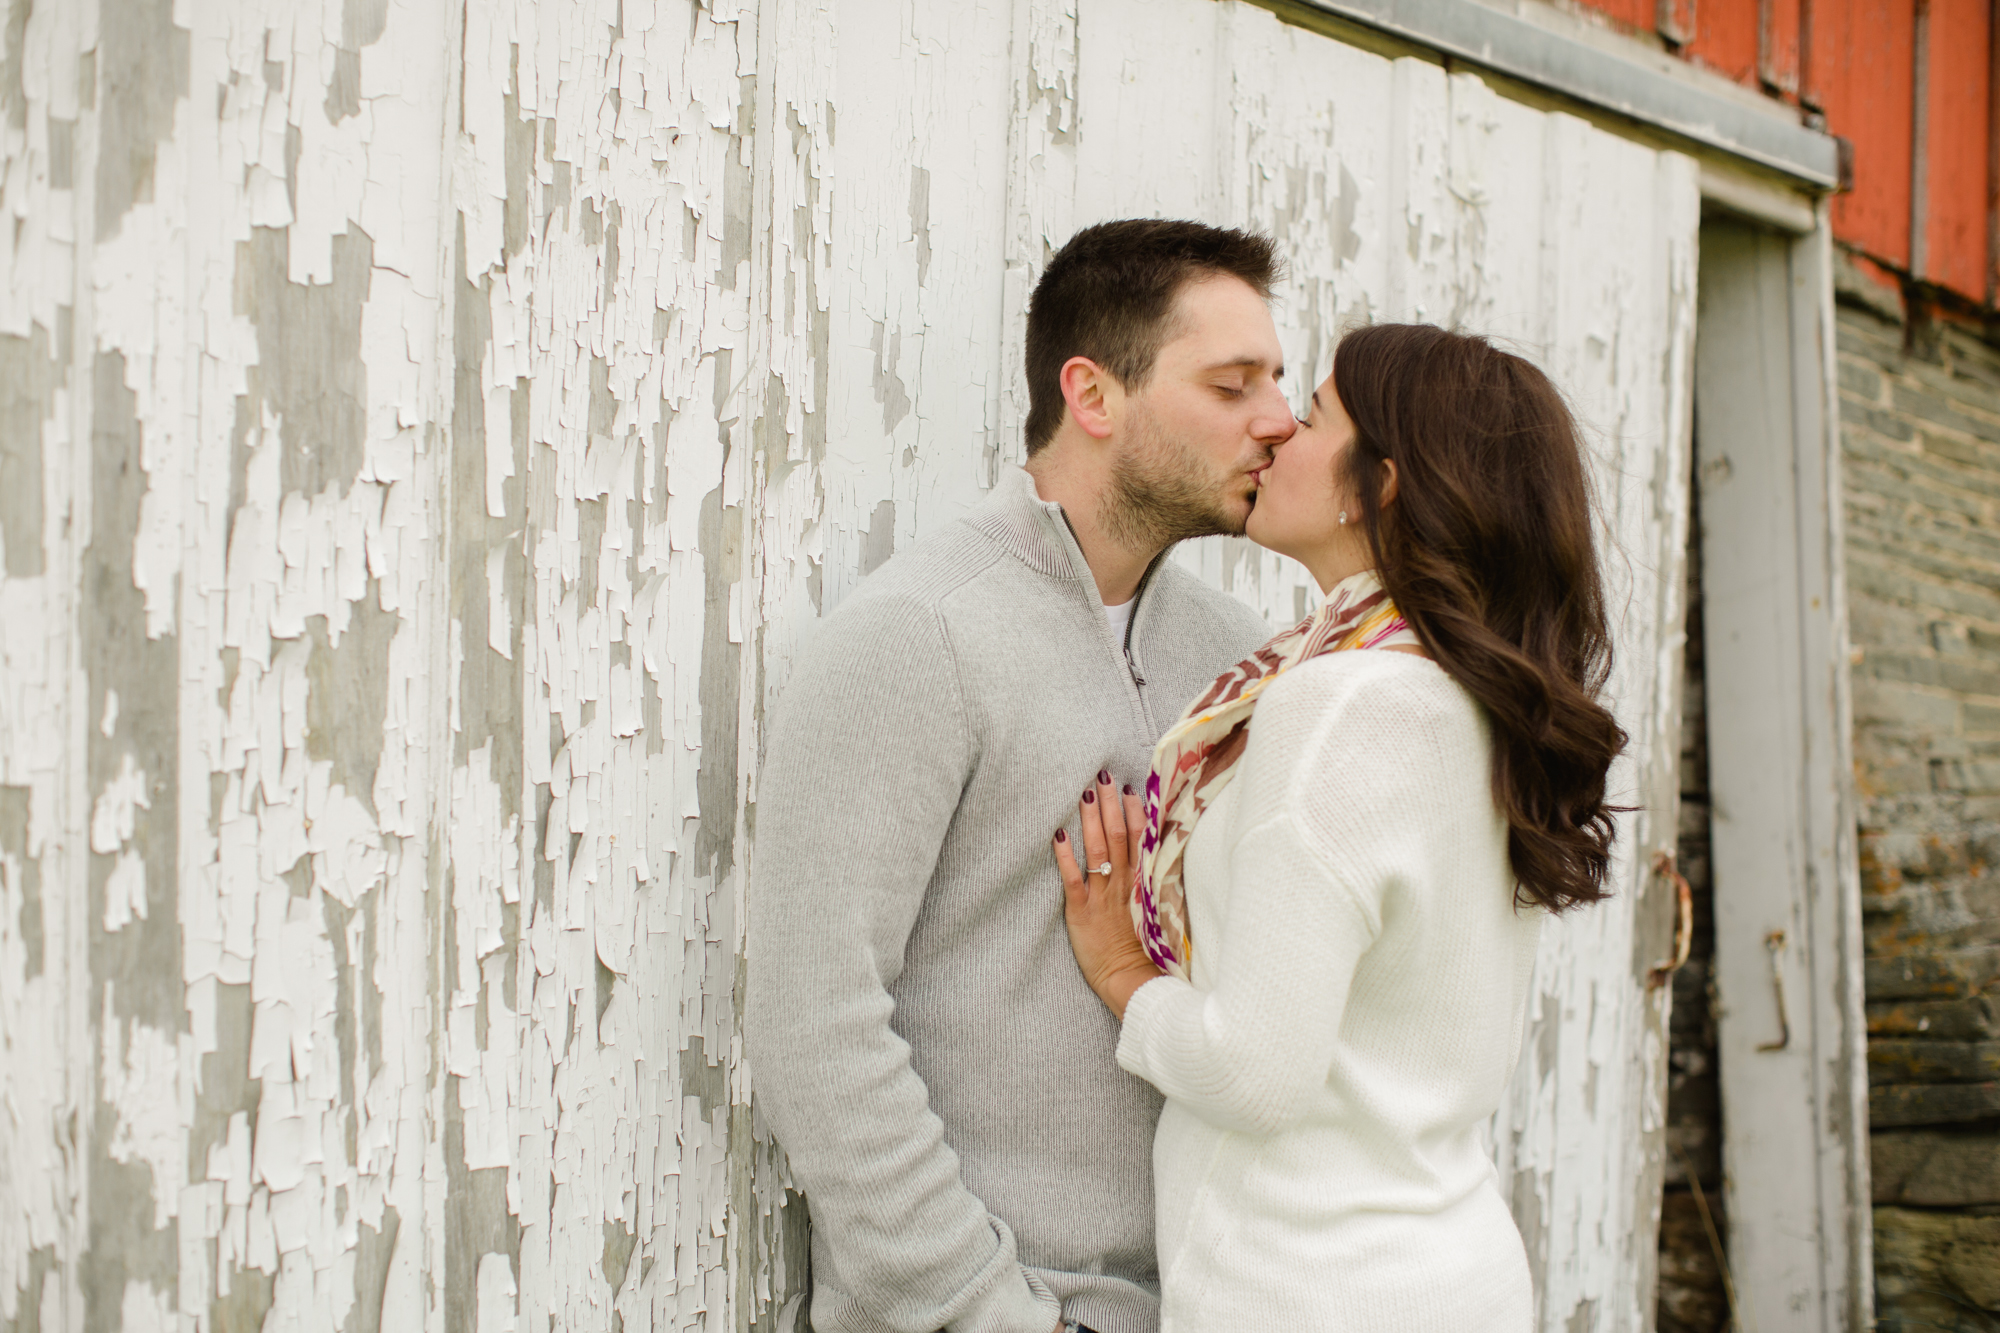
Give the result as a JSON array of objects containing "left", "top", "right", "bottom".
[{"left": 1054, "top": 323, "right": 1624, "bottom": 1331}]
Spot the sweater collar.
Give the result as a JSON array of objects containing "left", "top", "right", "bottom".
[{"left": 964, "top": 466, "right": 1095, "bottom": 583}]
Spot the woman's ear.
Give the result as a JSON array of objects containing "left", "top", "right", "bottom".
[{"left": 1378, "top": 457, "right": 1400, "bottom": 509}]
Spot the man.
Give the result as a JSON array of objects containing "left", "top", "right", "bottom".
[{"left": 747, "top": 220, "right": 1296, "bottom": 1333}]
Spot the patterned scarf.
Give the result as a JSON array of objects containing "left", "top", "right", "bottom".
[{"left": 1132, "top": 569, "right": 1422, "bottom": 980}]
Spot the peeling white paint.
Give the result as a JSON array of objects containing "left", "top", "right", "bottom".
[{"left": 1, "top": 1, "right": 1695, "bottom": 1329}]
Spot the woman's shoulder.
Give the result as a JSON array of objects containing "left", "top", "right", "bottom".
[
  {"left": 1261, "top": 649, "right": 1479, "bottom": 734},
  {"left": 1246, "top": 651, "right": 1490, "bottom": 797},
  {"left": 1235, "top": 651, "right": 1497, "bottom": 882}
]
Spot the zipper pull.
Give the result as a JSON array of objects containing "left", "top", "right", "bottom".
[{"left": 1125, "top": 647, "right": 1146, "bottom": 687}]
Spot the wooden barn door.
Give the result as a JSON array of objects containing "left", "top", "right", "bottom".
[{"left": 1692, "top": 214, "right": 1873, "bottom": 1331}]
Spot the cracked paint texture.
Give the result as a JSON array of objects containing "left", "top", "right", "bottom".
[{"left": 1, "top": 0, "right": 1695, "bottom": 1329}]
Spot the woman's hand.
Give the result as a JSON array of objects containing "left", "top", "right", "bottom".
[{"left": 1054, "top": 771, "right": 1164, "bottom": 1021}]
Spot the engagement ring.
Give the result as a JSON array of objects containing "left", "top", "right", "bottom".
[{"left": 1096, "top": 862, "right": 1113, "bottom": 876}]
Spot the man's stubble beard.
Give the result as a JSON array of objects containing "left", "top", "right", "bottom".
[{"left": 1100, "top": 404, "right": 1254, "bottom": 552}]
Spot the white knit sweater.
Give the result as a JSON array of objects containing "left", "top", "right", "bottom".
[{"left": 1117, "top": 650, "right": 1544, "bottom": 1332}]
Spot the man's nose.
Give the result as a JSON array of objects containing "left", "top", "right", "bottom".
[{"left": 1253, "top": 390, "right": 1299, "bottom": 444}]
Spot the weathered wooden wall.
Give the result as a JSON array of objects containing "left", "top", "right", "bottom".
[{"left": 0, "top": 1, "right": 1696, "bottom": 1329}]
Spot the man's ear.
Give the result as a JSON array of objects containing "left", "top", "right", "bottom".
[{"left": 1059, "top": 356, "right": 1120, "bottom": 441}]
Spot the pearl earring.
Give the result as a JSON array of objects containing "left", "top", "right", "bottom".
[{"left": 1338, "top": 510, "right": 1349, "bottom": 526}]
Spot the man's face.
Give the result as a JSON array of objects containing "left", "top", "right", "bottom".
[{"left": 1099, "top": 275, "right": 1297, "bottom": 549}]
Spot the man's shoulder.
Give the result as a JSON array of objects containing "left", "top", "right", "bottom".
[
  {"left": 796, "top": 518, "right": 1014, "bottom": 670},
  {"left": 826, "top": 518, "right": 1010, "bottom": 622},
  {"left": 1149, "top": 559, "right": 1271, "bottom": 650}
]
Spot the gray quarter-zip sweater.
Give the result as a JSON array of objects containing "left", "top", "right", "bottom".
[{"left": 746, "top": 469, "right": 1270, "bottom": 1333}]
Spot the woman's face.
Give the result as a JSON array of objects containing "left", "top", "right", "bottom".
[{"left": 1245, "top": 370, "right": 1377, "bottom": 593}]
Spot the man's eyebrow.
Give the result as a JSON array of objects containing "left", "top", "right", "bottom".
[{"left": 1198, "top": 355, "right": 1278, "bottom": 373}]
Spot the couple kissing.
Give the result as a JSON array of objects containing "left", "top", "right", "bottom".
[{"left": 747, "top": 218, "right": 1621, "bottom": 1333}]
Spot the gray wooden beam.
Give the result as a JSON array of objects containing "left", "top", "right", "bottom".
[{"left": 1267, "top": 0, "right": 1842, "bottom": 189}]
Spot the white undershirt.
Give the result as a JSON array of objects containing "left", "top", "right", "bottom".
[{"left": 1104, "top": 598, "right": 1134, "bottom": 647}]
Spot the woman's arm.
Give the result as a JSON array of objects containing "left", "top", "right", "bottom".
[
  {"left": 1114, "top": 813, "right": 1378, "bottom": 1137},
  {"left": 1111, "top": 659, "right": 1438, "bottom": 1137}
]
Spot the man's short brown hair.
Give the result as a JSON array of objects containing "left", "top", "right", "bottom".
[{"left": 1023, "top": 219, "right": 1282, "bottom": 455}]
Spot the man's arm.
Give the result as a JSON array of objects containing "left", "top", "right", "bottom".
[{"left": 746, "top": 590, "right": 1061, "bottom": 1333}]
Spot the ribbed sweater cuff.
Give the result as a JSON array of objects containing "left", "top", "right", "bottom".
[
  {"left": 1114, "top": 974, "right": 1187, "bottom": 1085},
  {"left": 944, "top": 1264, "right": 1060, "bottom": 1333}
]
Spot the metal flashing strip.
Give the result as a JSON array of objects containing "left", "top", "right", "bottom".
[{"left": 1281, "top": 0, "right": 1842, "bottom": 189}]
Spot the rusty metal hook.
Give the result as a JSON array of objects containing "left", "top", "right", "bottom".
[
  {"left": 1757, "top": 929, "right": 1791, "bottom": 1053},
  {"left": 1648, "top": 851, "right": 1693, "bottom": 990}
]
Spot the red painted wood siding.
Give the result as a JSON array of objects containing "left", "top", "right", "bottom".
[
  {"left": 1763, "top": 0, "right": 1803, "bottom": 94},
  {"left": 1567, "top": 0, "right": 1993, "bottom": 307},
  {"left": 1585, "top": 0, "right": 1658, "bottom": 30},
  {"left": 1922, "top": 0, "right": 1992, "bottom": 296},
  {"left": 1818, "top": 0, "right": 1918, "bottom": 270},
  {"left": 1685, "top": 0, "right": 1763, "bottom": 84}
]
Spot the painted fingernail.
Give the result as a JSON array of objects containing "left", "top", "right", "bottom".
[
  {"left": 1098, "top": 769, "right": 1111, "bottom": 785},
  {"left": 1082, "top": 789, "right": 1096, "bottom": 805},
  {"left": 1055, "top": 829, "right": 1068, "bottom": 843},
  {"left": 1123, "top": 784, "right": 1135, "bottom": 796}
]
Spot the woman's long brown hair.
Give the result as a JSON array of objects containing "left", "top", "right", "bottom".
[{"left": 1333, "top": 323, "right": 1624, "bottom": 914}]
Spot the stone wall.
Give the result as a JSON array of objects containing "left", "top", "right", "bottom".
[{"left": 1835, "top": 272, "right": 2000, "bottom": 1332}]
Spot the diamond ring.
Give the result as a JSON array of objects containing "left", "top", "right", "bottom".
[{"left": 1095, "top": 862, "right": 1113, "bottom": 877}]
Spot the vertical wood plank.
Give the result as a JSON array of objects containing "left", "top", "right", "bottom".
[
  {"left": 1819, "top": 0, "right": 1917, "bottom": 272},
  {"left": 0, "top": 3, "right": 91, "bottom": 1327},
  {"left": 997, "top": 0, "right": 1081, "bottom": 487},
  {"left": 1489, "top": 113, "right": 1699, "bottom": 1333},
  {"left": 1919, "top": 0, "right": 1991, "bottom": 296}
]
